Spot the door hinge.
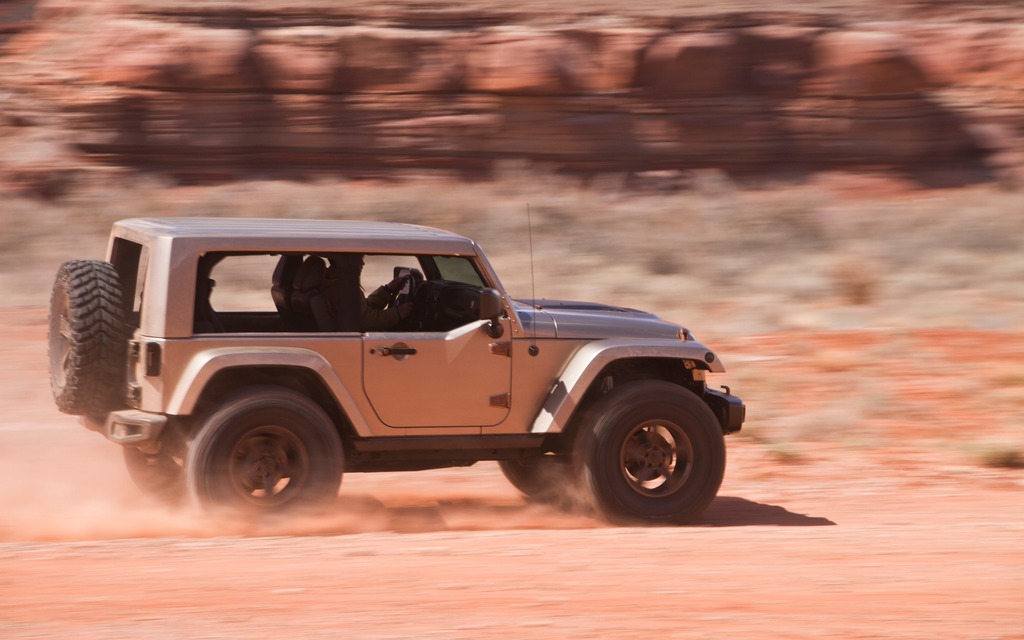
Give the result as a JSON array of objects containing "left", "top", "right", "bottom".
[
  {"left": 489, "top": 341, "right": 512, "bottom": 357},
  {"left": 489, "top": 393, "right": 511, "bottom": 408}
]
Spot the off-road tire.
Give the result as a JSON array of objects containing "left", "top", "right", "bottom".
[
  {"left": 579, "top": 380, "right": 725, "bottom": 525},
  {"left": 186, "top": 386, "right": 344, "bottom": 514},
  {"left": 123, "top": 445, "right": 186, "bottom": 506},
  {"left": 48, "top": 260, "right": 127, "bottom": 415}
]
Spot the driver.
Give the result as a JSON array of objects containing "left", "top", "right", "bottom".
[{"left": 329, "top": 254, "right": 413, "bottom": 331}]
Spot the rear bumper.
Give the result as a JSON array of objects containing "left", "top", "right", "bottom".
[
  {"left": 80, "top": 409, "right": 168, "bottom": 451},
  {"left": 704, "top": 388, "right": 745, "bottom": 435}
]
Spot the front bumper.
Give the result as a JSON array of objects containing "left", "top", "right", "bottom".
[
  {"left": 704, "top": 387, "right": 745, "bottom": 435},
  {"left": 80, "top": 409, "right": 168, "bottom": 451}
]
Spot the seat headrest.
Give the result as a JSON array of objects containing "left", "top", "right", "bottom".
[
  {"left": 294, "top": 256, "right": 327, "bottom": 291},
  {"left": 272, "top": 255, "right": 303, "bottom": 287}
]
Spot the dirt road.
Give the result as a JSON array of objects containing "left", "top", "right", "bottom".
[{"left": 1, "top": 308, "right": 1022, "bottom": 639}]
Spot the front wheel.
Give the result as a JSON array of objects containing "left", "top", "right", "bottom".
[
  {"left": 579, "top": 381, "right": 725, "bottom": 524},
  {"left": 186, "top": 387, "right": 343, "bottom": 514}
]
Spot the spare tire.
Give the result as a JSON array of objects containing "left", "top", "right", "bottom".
[{"left": 48, "top": 259, "right": 129, "bottom": 415}]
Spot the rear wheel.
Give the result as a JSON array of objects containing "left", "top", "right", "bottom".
[
  {"left": 186, "top": 387, "right": 343, "bottom": 514},
  {"left": 579, "top": 381, "right": 725, "bottom": 524}
]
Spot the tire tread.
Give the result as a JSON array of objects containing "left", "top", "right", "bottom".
[{"left": 48, "top": 259, "right": 128, "bottom": 415}]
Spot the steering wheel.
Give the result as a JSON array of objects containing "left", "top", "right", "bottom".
[
  {"left": 407, "top": 280, "right": 441, "bottom": 331},
  {"left": 393, "top": 267, "right": 423, "bottom": 309},
  {"left": 391, "top": 269, "right": 427, "bottom": 331}
]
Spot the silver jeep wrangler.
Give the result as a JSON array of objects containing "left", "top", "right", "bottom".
[{"left": 49, "top": 217, "right": 744, "bottom": 524}]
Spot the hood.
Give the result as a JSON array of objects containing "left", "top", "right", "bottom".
[{"left": 514, "top": 299, "right": 690, "bottom": 340}]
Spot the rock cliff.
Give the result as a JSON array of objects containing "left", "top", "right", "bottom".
[{"left": 2, "top": 0, "right": 1023, "bottom": 192}]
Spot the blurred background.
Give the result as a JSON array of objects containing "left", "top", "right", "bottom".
[{"left": 2, "top": 0, "right": 1023, "bottom": 465}]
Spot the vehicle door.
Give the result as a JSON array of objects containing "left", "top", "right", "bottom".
[
  {"left": 363, "top": 317, "right": 513, "bottom": 427},
  {"left": 360, "top": 254, "right": 513, "bottom": 428}
]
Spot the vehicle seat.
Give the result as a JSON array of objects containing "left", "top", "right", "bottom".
[
  {"left": 271, "top": 255, "right": 303, "bottom": 329},
  {"left": 290, "top": 256, "right": 334, "bottom": 331}
]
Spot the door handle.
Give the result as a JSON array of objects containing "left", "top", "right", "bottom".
[{"left": 379, "top": 346, "right": 417, "bottom": 357}]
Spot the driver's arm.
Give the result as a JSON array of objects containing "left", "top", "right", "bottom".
[
  {"left": 360, "top": 296, "right": 401, "bottom": 331},
  {"left": 366, "top": 285, "right": 393, "bottom": 311},
  {"left": 362, "top": 275, "right": 413, "bottom": 330},
  {"left": 366, "top": 274, "right": 410, "bottom": 310}
]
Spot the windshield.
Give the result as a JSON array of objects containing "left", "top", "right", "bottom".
[{"left": 431, "top": 255, "right": 485, "bottom": 287}]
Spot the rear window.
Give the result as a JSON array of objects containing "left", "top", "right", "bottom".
[{"left": 109, "top": 238, "right": 148, "bottom": 326}]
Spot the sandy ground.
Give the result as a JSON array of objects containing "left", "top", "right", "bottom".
[{"left": 1, "top": 307, "right": 1022, "bottom": 639}]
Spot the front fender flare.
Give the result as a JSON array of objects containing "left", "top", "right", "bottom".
[
  {"left": 530, "top": 339, "right": 725, "bottom": 434},
  {"left": 165, "top": 347, "right": 369, "bottom": 435}
]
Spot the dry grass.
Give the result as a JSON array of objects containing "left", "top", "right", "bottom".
[{"left": 5, "top": 166, "right": 1024, "bottom": 335}]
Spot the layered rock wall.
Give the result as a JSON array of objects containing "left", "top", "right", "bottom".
[{"left": 2, "top": 1, "right": 1023, "bottom": 187}]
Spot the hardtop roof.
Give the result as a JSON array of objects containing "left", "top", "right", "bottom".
[{"left": 112, "top": 217, "right": 479, "bottom": 254}]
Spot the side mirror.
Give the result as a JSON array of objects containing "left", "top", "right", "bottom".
[
  {"left": 479, "top": 288, "right": 503, "bottom": 321},
  {"left": 479, "top": 288, "right": 504, "bottom": 338},
  {"left": 392, "top": 266, "right": 424, "bottom": 295}
]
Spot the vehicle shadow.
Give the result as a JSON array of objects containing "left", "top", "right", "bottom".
[
  {"left": 299, "top": 494, "right": 834, "bottom": 535},
  {"left": 696, "top": 496, "right": 836, "bottom": 527}
]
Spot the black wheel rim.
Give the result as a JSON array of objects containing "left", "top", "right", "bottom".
[
  {"left": 228, "top": 425, "right": 310, "bottom": 507},
  {"left": 619, "top": 420, "right": 693, "bottom": 497}
]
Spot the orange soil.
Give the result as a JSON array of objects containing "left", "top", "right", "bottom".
[{"left": 0, "top": 307, "right": 1021, "bottom": 639}]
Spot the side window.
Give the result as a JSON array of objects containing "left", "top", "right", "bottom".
[
  {"left": 357, "top": 254, "right": 419, "bottom": 332},
  {"left": 195, "top": 253, "right": 281, "bottom": 334},
  {"left": 361, "top": 254, "right": 415, "bottom": 292},
  {"left": 409, "top": 255, "right": 489, "bottom": 333},
  {"left": 189, "top": 251, "right": 490, "bottom": 335},
  {"left": 207, "top": 255, "right": 279, "bottom": 313},
  {"left": 359, "top": 254, "right": 487, "bottom": 333}
]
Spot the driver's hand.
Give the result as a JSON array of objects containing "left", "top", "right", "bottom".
[
  {"left": 396, "top": 301, "right": 414, "bottom": 319},
  {"left": 386, "top": 274, "right": 410, "bottom": 293}
]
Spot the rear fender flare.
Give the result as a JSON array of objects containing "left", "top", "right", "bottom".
[{"left": 165, "top": 347, "right": 370, "bottom": 435}]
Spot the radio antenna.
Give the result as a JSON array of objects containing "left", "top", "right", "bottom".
[{"left": 526, "top": 203, "right": 539, "bottom": 356}]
